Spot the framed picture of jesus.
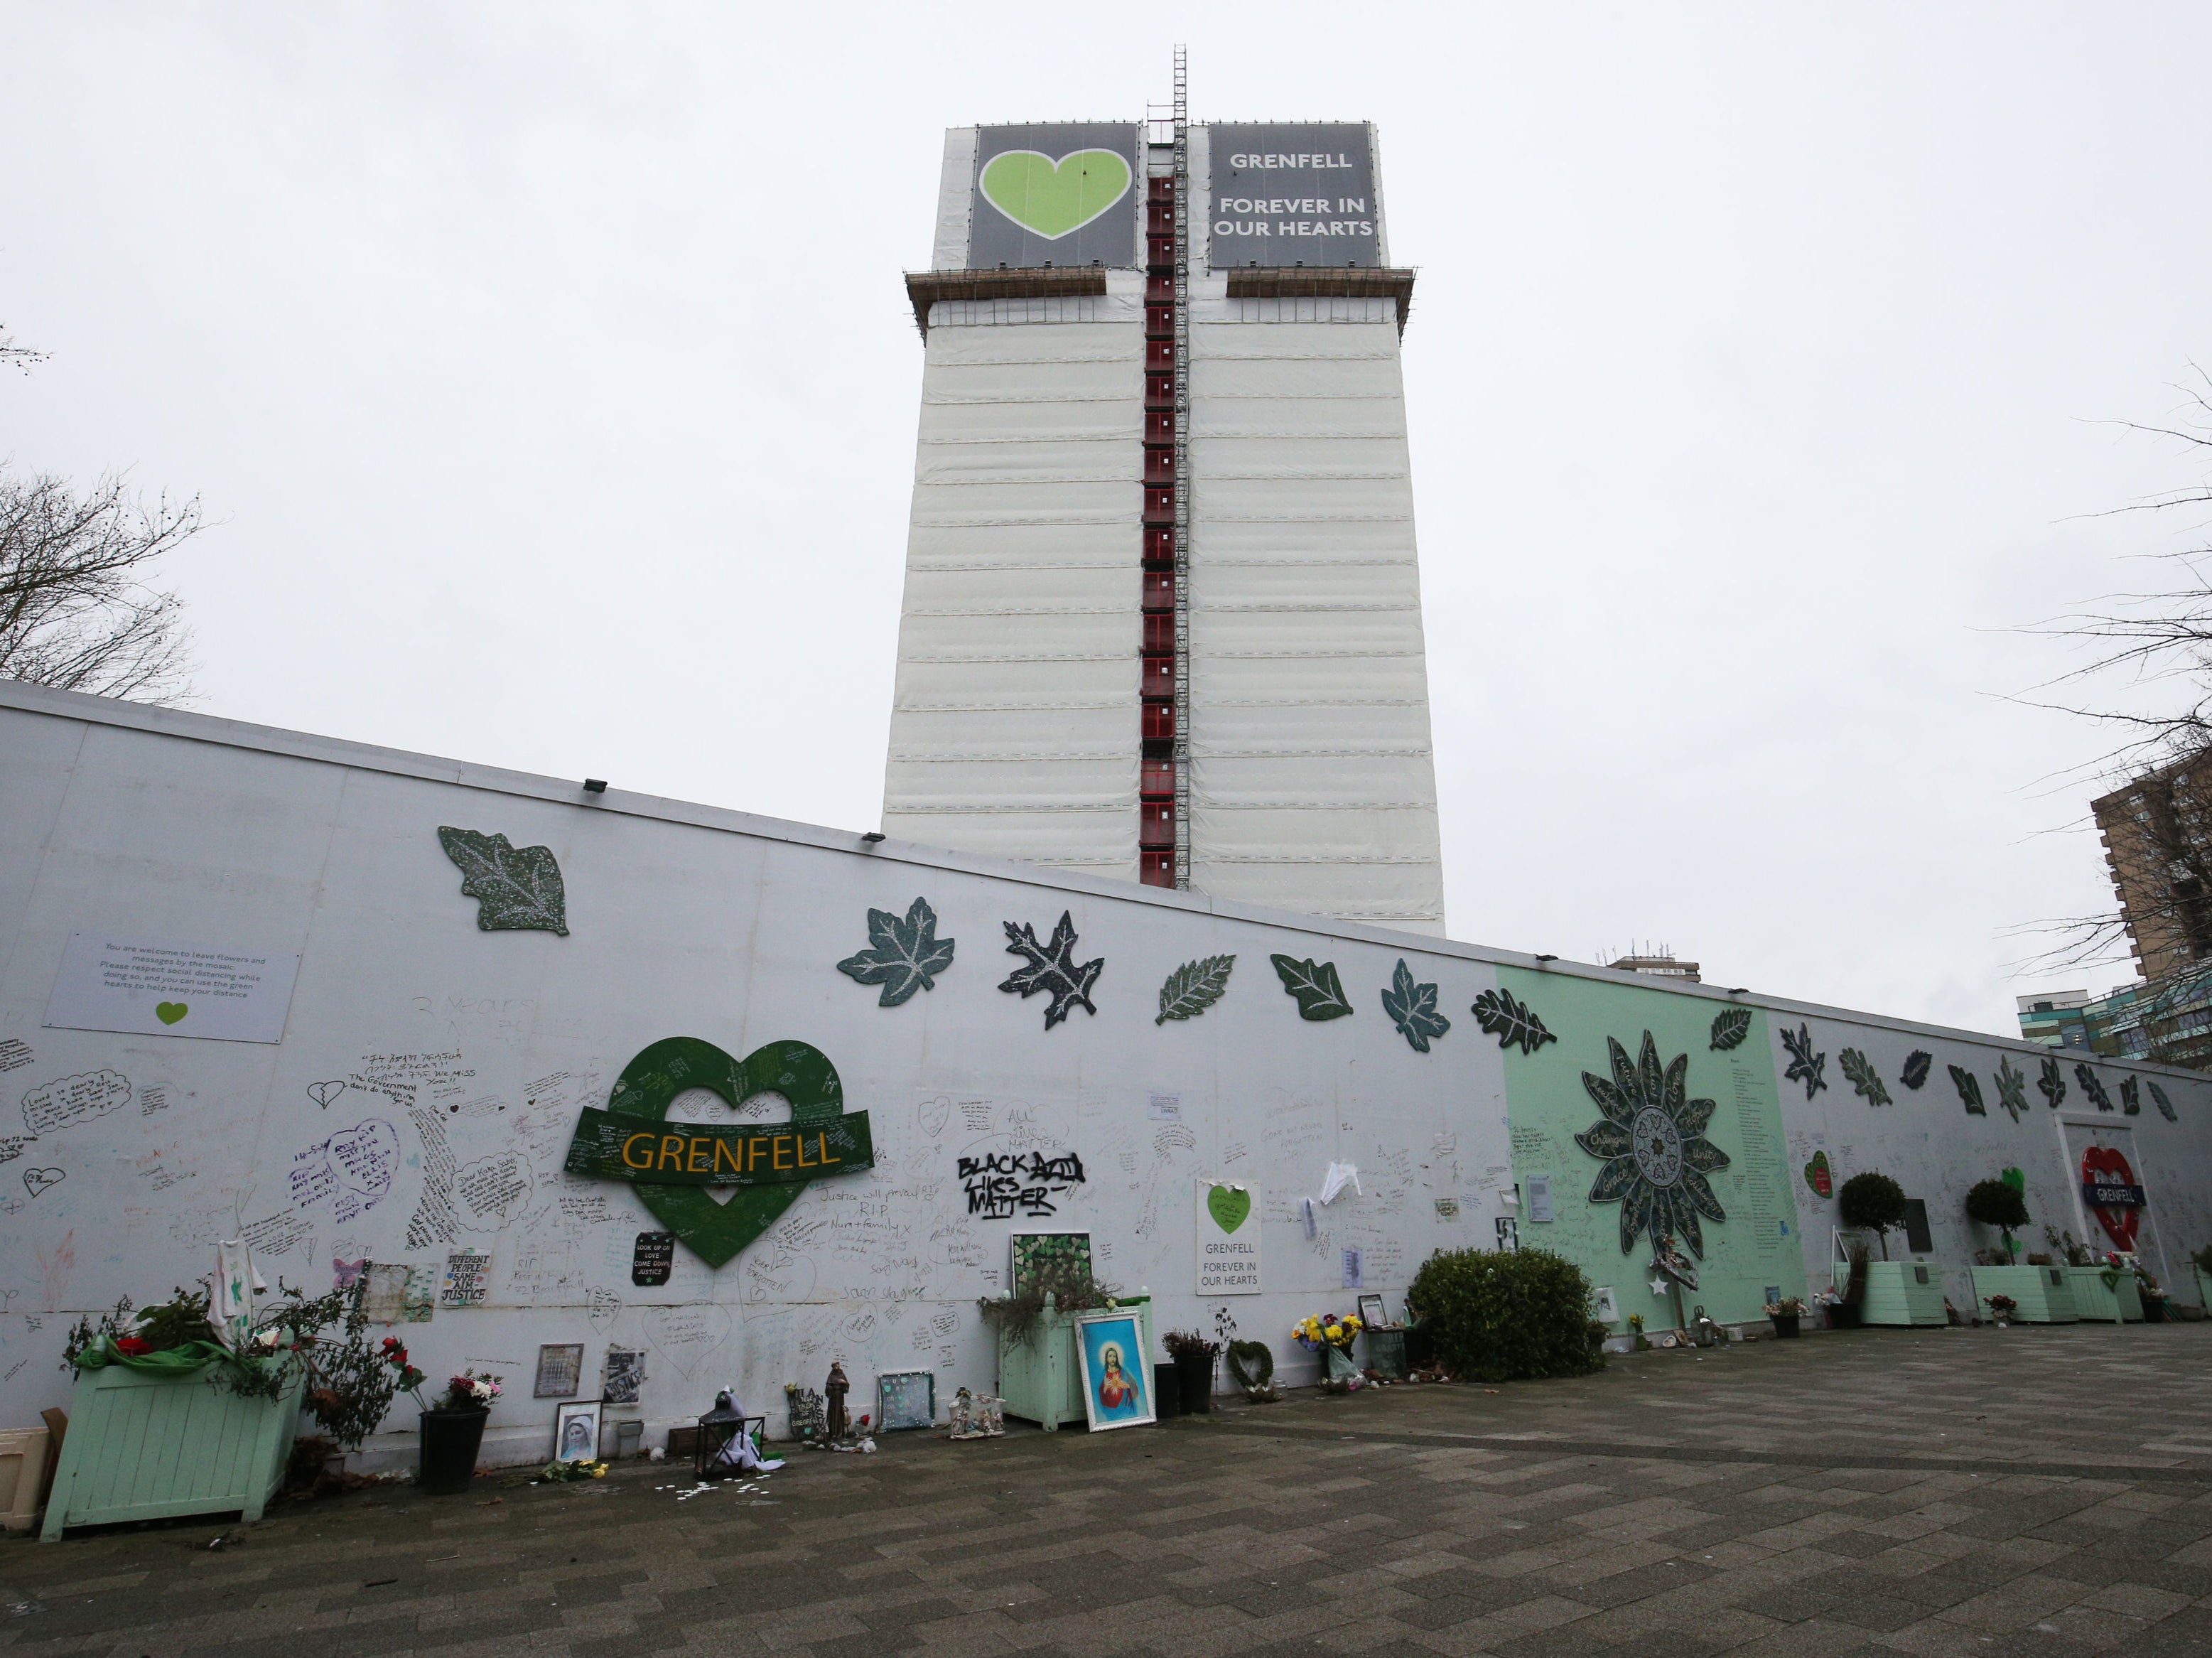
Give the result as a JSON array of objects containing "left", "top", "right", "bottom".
[{"left": 1074, "top": 1310, "right": 1154, "bottom": 1431}]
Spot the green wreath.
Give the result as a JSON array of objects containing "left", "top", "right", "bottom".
[{"left": 1226, "top": 1340, "right": 1278, "bottom": 1399}]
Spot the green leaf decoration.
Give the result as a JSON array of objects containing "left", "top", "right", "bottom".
[
  {"left": 1380, "top": 959, "right": 1450, "bottom": 1053},
  {"left": 1471, "top": 987, "right": 1557, "bottom": 1055},
  {"left": 436, "top": 827, "right": 568, "bottom": 936},
  {"left": 1270, "top": 954, "right": 1354, "bottom": 1021},
  {"left": 1838, "top": 1048, "right": 1892, "bottom": 1107},
  {"left": 2038, "top": 1055, "right": 2066, "bottom": 1110},
  {"left": 1948, "top": 1064, "right": 1987, "bottom": 1116},
  {"left": 1155, "top": 954, "right": 1235, "bottom": 1026},
  {"left": 1779, "top": 1023, "right": 1828, "bottom": 1099},
  {"left": 2075, "top": 1062, "right": 2113, "bottom": 1113},
  {"left": 2120, "top": 1075, "right": 2142, "bottom": 1116},
  {"left": 1995, "top": 1056, "right": 2028, "bottom": 1122},
  {"left": 1708, "top": 1008, "right": 1752, "bottom": 1052},
  {"left": 836, "top": 896, "right": 954, "bottom": 1008},
  {"left": 2149, "top": 1080, "right": 2177, "bottom": 1122},
  {"left": 998, "top": 911, "right": 1104, "bottom": 1030},
  {"left": 1901, "top": 1050, "right": 1933, "bottom": 1091}
]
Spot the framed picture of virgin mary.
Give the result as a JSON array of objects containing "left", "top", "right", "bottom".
[{"left": 1074, "top": 1310, "right": 1154, "bottom": 1431}]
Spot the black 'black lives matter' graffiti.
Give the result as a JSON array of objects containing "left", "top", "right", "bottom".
[{"left": 958, "top": 1151, "right": 1086, "bottom": 1219}]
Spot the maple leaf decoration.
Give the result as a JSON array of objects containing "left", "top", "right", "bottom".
[
  {"left": 436, "top": 827, "right": 568, "bottom": 935},
  {"left": 836, "top": 896, "right": 955, "bottom": 1007},
  {"left": 1381, "top": 959, "right": 1450, "bottom": 1053},
  {"left": 998, "top": 911, "right": 1104, "bottom": 1030}
]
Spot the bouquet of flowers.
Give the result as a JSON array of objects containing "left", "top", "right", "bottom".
[
  {"left": 397, "top": 1357, "right": 502, "bottom": 1413},
  {"left": 1763, "top": 1296, "right": 1808, "bottom": 1317},
  {"left": 1984, "top": 1293, "right": 2018, "bottom": 1323},
  {"left": 1292, "top": 1312, "right": 1364, "bottom": 1353}
]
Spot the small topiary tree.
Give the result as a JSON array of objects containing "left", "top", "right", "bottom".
[
  {"left": 1965, "top": 1178, "right": 2032, "bottom": 1259},
  {"left": 1838, "top": 1170, "right": 1909, "bottom": 1260},
  {"left": 1405, "top": 1247, "right": 1604, "bottom": 1382}
]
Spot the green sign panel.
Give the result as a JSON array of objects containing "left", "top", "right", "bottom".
[{"left": 563, "top": 1037, "right": 874, "bottom": 1269}]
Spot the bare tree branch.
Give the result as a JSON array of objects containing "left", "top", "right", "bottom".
[{"left": 0, "top": 467, "right": 200, "bottom": 704}]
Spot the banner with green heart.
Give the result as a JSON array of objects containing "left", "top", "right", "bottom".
[
  {"left": 1196, "top": 1179, "right": 1261, "bottom": 1295},
  {"left": 568, "top": 1037, "right": 872, "bottom": 1269}
]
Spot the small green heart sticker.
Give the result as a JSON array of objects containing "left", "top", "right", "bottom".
[
  {"left": 1206, "top": 1184, "right": 1251, "bottom": 1234},
  {"left": 979, "top": 148, "right": 1131, "bottom": 239},
  {"left": 156, "top": 1001, "right": 188, "bottom": 1026},
  {"left": 597, "top": 1037, "right": 868, "bottom": 1269}
]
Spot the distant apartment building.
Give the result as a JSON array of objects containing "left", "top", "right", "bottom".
[
  {"left": 2014, "top": 990, "right": 2091, "bottom": 1050},
  {"left": 2014, "top": 977, "right": 2212, "bottom": 1069},
  {"left": 2092, "top": 757, "right": 2212, "bottom": 981},
  {"left": 1604, "top": 948, "right": 1701, "bottom": 984}
]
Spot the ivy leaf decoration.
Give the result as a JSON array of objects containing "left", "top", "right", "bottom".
[
  {"left": 1156, "top": 954, "right": 1235, "bottom": 1026},
  {"left": 1709, "top": 1008, "right": 1752, "bottom": 1052},
  {"left": 2120, "top": 1075, "right": 2142, "bottom": 1116},
  {"left": 1380, "top": 959, "right": 1450, "bottom": 1053},
  {"left": 436, "top": 827, "right": 568, "bottom": 935},
  {"left": 1471, "top": 987, "right": 1558, "bottom": 1055},
  {"left": 998, "top": 912, "right": 1104, "bottom": 1030},
  {"left": 1901, "top": 1050, "right": 1933, "bottom": 1091},
  {"left": 1270, "top": 954, "right": 1354, "bottom": 1021},
  {"left": 1779, "top": 1023, "right": 1828, "bottom": 1099},
  {"left": 2149, "top": 1080, "right": 2177, "bottom": 1122},
  {"left": 1995, "top": 1056, "right": 2028, "bottom": 1123},
  {"left": 1948, "top": 1064, "right": 1987, "bottom": 1116},
  {"left": 1838, "top": 1048, "right": 1892, "bottom": 1107},
  {"left": 836, "top": 897, "right": 954, "bottom": 1007},
  {"left": 2075, "top": 1062, "right": 2114, "bottom": 1113},
  {"left": 2038, "top": 1055, "right": 2066, "bottom": 1110}
]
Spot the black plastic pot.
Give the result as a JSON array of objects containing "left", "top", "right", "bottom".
[
  {"left": 1770, "top": 1313, "right": 1801, "bottom": 1340},
  {"left": 1172, "top": 1349, "right": 1213, "bottom": 1416},
  {"left": 419, "top": 1408, "right": 489, "bottom": 1495},
  {"left": 2144, "top": 1296, "right": 2168, "bottom": 1323},
  {"left": 1826, "top": 1303, "right": 1862, "bottom": 1330},
  {"left": 1153, "top": 1362, "right": 1183, "bottom": 1417}
]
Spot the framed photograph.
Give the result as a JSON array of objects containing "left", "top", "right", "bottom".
[
  {"left": 1010, "top": 1232, "right": 1093, "bottom": 1300},
  {"left": 1357, "top": 1293, "right": 1389, "bottom": 1330},
  {"left": 1074, "top": 1310, "right": 1154, "bottom": 1431},
  {"left": 554, "top": 1399, "right": 603, "bottom": 1463},
  {"left": 602, "top": 1347, "right": 646, "bottom": 1406},
  {"left": 534, "top": 1342, "right": 585, "bottom": 1399}
]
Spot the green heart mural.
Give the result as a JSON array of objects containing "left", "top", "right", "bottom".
[
  {"left": 576, "top": 1037, "right": 870, "bottom": 1269},
  {"left": 1206, "top": 1183, "right": 1252, "bottom": 1234},
  {"left": 156, "top": 1001, "right": 188, "bottom": 1025},
  {"left": 979, "top": 149, "right": 1131, "bottom": 239}
]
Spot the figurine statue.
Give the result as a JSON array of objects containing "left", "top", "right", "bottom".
[{"left": 824, "top": 1360, "right": 849, "bottom": 1441}]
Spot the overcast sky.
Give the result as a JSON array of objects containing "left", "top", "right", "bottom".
[{"left": 8, "top": 4, "right": 2210, "bottom": 1038}]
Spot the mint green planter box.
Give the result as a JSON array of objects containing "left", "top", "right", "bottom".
[
  {"left": 2063, "top": 1266, "right": 2142, "bottom": 1323},
  {"left": 41, "top": 1360, "right": 301, "bottom": 1541},
  {"left": 2196, "top": 1266, "right": 2212, "bottom": 1313},
  {"left": 996, "top": 1296, "right": 1153, "bottom": 1431},
  {"left": 1970, "top": 1264, "right": 2078, "bottom": 1323},
  {"left": 1859, "top": 1261, "right": 1947, "bottom": 1325}
]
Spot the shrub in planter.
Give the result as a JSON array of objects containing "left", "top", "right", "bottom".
[
  {"left": 1965, "top": 1178, "right": 2031, "bottom": 1259},
  {"left": 1405, "top": 1247, "right": 1604, "bottom": 1383},
  {"left": 1838, "top": 1172, "right": 1909, "bottom": 1260},
  {"left": 1161, "top": 1328, "right": 1221, "bottom": 1414}
]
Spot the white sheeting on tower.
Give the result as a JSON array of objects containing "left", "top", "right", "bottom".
[
  {"left": 880, "top": 296, "right": 1144, "bottom": 876},
  {"left": 1185, "top": 311, "right": 1445, "bottom": 934}
]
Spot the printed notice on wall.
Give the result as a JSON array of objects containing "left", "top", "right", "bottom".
[
  {"left": 43, "top": 933, "right": 302, "bottom": 1043},
  {"left": 440, "top": 1250, "right": 494, "bottom": 1309},
  {"left": 1195, "top": 1180, "right": 1261, "bottom": 1295}
]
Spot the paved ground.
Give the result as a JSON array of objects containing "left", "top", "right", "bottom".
[{"left": 9, "top": 1323, "right": 2212, "bottom": 1658}]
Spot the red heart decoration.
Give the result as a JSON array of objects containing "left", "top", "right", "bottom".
[{"left": 2081, "top": 1146, "right": 2140, "bottom": 1251}]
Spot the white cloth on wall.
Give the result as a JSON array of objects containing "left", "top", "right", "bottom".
[
  {"left": 1318, "top": 1162, "right": 1361, "bottom": 1205},
  {"left": 213, "top": 1239, "right": 261, "bottom": 1347}
]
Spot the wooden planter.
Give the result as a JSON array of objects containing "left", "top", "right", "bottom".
[
  {"left": 1859, "top": 1261, "right": 1948, "bottom": 1326},
  {"left": 41, "top": 1358, "right": 301, "bottom": 1541},
  {"left": 2063, "top": 1266, "right": 2143, "bottom": 1323},
  {"left": 996, "top": 1297, "right": 1153, "bottom": 1432},
  {"left": 1970, "top": 1264, "right": 2078, "bottom": 1324}
]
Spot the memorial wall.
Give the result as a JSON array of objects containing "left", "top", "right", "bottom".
[{"left": 3, "top": 681, "right": 2207, "bottom": 1464}]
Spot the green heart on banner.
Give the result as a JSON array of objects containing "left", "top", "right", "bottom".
[
  {"left": 155, "top": 1001, "right": 188, "bottom": 1025},
  {"left": 595, "top": 1037, "right": 866, "bottom": 1269},
  {"left": 979, "top": 149, "right": 1132, "bottom": 239},
  {"left": 1206, "top": 1184, "right": 1251, "bottom": 1234}
]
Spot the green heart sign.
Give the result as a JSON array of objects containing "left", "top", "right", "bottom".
[
  {"left": 575, "top": 1037, "right": 872, "bottom": 1269},
  {"left": 156, "top": 1001, "right": 188, "bottom": 1025},
  {"left": 1206, "top": 1183, "right": 1251, "bottom": 1234},
  {"left": 979, "top": 149, "right": 1131, "bottom": 240}
]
